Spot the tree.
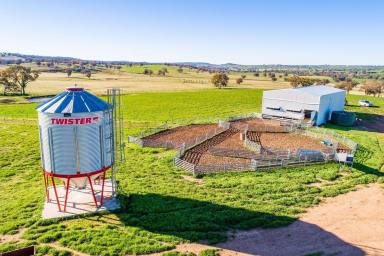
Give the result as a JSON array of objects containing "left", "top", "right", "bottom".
[
  {"left": 254, "top": 72, "right": 259, "bottom": 77},
  {"left": 362, "top": 81, "right": 383, "bottom": 96},
  {"left": 177, "top": 67, "right": 183, "bottom": 73},
  {"left": 66, "top": 69, "right": 72, "bottom": 78},
  {"left": 286, "top": 76, "right": 328, "bottom": 88},
  {"left": 236, "top": 77, "right": 243, "bottom": 84},
  {"left": 211, "top": 73, "right": 229, "bottom": 88},
  {"left": 0, "top": 65, "right": 39, "bottom": 95},
  {"left": 84, "top": 70, "right": 92, "bottom": 79},
  {"left": 158, "top": 67, "right": 168, "bottom": 76},
  {"left": 241, "top": 75, "right": 246, "bottom": 79},
  {"left": 143, "top": 68, "right": 153, "bottom": 76},
  {"left": 335, "top": 81, "right": 358, "bottom": 94},
  {"left": 272, "top": 77, "right": 277, "bottom": 81},
  {"left": 0, "top": 68, "right": 19, "bottom": 95}
]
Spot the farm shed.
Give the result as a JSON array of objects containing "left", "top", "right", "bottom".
[{"left": 262, "top": 86, "right": 346, "bottom": 126}]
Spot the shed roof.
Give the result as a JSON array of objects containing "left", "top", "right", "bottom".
[
  {"left": 36, "top": 88, "right": 111, "bottom": 113},
  {"left": 294, "top": 85, "right": 345, "bottom": 96},
  {"left": 263, "top": 85, "right": 345, "bottom": 99}
]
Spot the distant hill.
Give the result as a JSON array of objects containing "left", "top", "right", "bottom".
[{"left": 1, "top": 52, "right": 384, "bottom": 72}]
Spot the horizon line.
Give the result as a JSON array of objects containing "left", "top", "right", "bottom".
[{"left": 2, "top": 51, "right": 384, "bottom": 67}]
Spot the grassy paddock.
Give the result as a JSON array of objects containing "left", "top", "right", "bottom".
[{"left": 0, "top": 89, "right": 383, "bottom": 255}]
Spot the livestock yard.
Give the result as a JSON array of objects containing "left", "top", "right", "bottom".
[{"left": 130, "top": 116, "right": 355, "bottom": 174}]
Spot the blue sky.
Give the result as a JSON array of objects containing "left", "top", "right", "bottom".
[{"left": 1, "top": 0, "right": 383, "bottom": 65}]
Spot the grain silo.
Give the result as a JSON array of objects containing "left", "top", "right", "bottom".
[{"left": 36, "top": 87, "right": 114, "bottom": 212}]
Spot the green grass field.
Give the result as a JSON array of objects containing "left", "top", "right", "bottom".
[{"left": 0, "top": 89, "right": 383, "bottom": 255}]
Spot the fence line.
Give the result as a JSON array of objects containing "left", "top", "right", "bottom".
[
  {"left": 301, "top": 127, "right": 358, "bottom": 153},
  {"left": 173, "top": 157, "right": 196, "bottom": 173},
  {"left": 244, "top": 135, "right": 261, "bottom": 153},
  {"left": 178, "top": 125, "right": 230, "bottom": 156},
  {"left": 193, "top": 153, "right": 328, "bottom": 174},
  {"left": 127, "top": 136, "right": 143, "bottom": 146},
  {"left": 208, "top": 147, "right": 259, "bottom": 159},
  {"left": 227, "top": 112, "right": 262, "bottom": 122}
]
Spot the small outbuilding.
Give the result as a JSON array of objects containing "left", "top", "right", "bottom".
[{"left": 262, "top": 85, "right": 346, "bottom": 126}]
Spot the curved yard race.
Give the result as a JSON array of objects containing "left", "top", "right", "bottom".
[{"left": 0, "top": 89, "right": 383, "bottom": 256}]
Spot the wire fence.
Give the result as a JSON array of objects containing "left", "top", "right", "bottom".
[
  {"left": 244, "top": 135, "right": 261, "bottom": 153},
  {"left": 177, "top": 126, "right": 230, "bottom": 157},
  {"left": 189, "top": 148, "right": 333, "bottom": 175}
]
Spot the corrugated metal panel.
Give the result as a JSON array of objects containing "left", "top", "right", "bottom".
[
  {"left": 77, "top": 124, "right": 102, "bottom": 173},
  {"left": 51, "top": 127, "right": 77, "bottom": 174},
  {"left": 38, "top": 126, "right": 47, "bottom": 171},
  {"left": 36, "top": 88, "right": 111, "bottom": 113},
  {"left": 103, "top": 110, "right": 113, "bottom": 167}
]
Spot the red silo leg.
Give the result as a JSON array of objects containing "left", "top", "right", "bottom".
[
  {"left": 87, "top": 176, "right": 98, "bottom": 208},
  {"left": 42, "top": 172, "right": 49, "bottom": 202},
  {"left": 51, "top": 176, "right": 62, "bottom": 212},
  {"left": 100, "top": 171, "right": 106, "bottom": 205},
  {"left": 63, "top": 177, "right": 70, "bottom": 212}
]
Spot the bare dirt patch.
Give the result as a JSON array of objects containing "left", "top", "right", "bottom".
[
  {"left": 198, "top": 154, "right": 250, "bottom": 165},
  {"left": 181, "top": 175, "right": 204, "bottom": 185},
  {"left": 0, "top": 228, "right": 26, "bottom": 243},
  {"left": 143, "top": 124, "right": 218, "bottom": 148},
  {"left": 230, "top": 118, "right": 284, "bottom": 132},
  {"left": 212, "top": 131, "right": 247, "bottom": 150},
  {"left": 260, "top": 132, "right": 328, "bottom": 152}
]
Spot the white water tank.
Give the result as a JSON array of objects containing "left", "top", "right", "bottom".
[{"left": 36, "top": 87, "right": 113, "bottom": 187}]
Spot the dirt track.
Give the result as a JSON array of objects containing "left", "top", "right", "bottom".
[{"left": 169, "top": 184, "right": 384, "bottom": 256}]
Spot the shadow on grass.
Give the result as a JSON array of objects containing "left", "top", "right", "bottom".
[
  {"left": 324, "top": 112, "right": 384, "bottom": 133},
  {"left": 115, "top": 192, "right": 364, "bottom": 255},
  {"left": 353, "top": 162, "right": 384, "bottom": 177}
]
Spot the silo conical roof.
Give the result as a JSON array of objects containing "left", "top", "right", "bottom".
[{"left": 36, "top": 87, "right": 111, "bottom": 113}]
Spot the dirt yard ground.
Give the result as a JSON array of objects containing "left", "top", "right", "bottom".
[
  {"left": 168, "top": 184, "right": 384, "bottom": 256},
  {"left": 230, "top": 118, "right": 284, "bottom": 132},
  {"left": 142, "top": 124, "right": 218, "bottom": 147},
  {"left": 260, "top": 132, "right": 328, "bottom": 152}
]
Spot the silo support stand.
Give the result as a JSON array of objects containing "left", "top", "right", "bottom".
[{"left": 42, "top": 168, "right": 108, "bottom": 212}]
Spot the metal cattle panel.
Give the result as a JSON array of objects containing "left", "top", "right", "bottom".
[
  {"left": 77, "top": 124, "right": 102, "bottom": 173},
  {"left": 51, "top": 126, "right": 77, "bottom": 175},
  {"left": 103, "top": 110, "right": 113, "bottom": 167},
  {"left": 39, "top": 126, "right": 52, "bottom": 172}
]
